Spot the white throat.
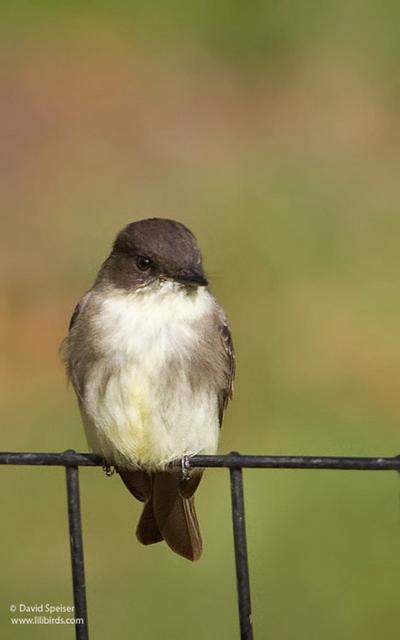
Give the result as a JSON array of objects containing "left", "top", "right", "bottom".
[{"left": 95, "top": 281, "right": 214, "bottom": 359}]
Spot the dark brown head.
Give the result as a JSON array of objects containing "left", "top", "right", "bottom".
[{"left": 96, "top": 218, "right": 208, "bottom": 291}]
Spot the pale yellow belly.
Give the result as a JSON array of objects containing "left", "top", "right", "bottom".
[{"left": 80, "top": 366, "right": 219, "bottom": 470}]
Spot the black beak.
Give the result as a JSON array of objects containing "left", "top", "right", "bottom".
[{"left": 174, "top": 270, "right": 208, "bottom": 287}]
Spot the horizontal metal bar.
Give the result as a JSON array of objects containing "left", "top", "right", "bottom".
[
  {"left": 0, "top": 451, "right": 400, "bottom": 470},
  {"left": 188, "top": 453, "right": 400, "bottom": 470},
  {"left": 0, "top": 451, "right": 102, "bottom": 466}
]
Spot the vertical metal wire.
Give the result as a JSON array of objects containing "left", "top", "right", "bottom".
[
  {"left": 65, "top": 462, "right": 89, "bottom": 640},
  {"left": 230, "top": 465, "right": 253, "bottom": 640}
]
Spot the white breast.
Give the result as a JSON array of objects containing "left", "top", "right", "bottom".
[{"left": 80, "top": 282, "right": 220, "bottom": 470}]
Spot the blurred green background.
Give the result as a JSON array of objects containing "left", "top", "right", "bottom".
[{"left": 1, "top": 3, "right": 400, "bottom": 639}]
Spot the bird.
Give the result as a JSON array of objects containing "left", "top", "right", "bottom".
[{"left": 61, "top": 218, "right": 235, "bottom": 561}]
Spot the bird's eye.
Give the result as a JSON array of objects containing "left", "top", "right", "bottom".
[{"left": 136, "top": 255, "right": 152, "bottom": 271}]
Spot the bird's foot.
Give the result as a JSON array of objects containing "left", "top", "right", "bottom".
[
  {"left": 102, "top": 463, "right": 115, "bottom": 477},
  {"left": 180, "top": 455, "right": 191, "bottom": 481}
]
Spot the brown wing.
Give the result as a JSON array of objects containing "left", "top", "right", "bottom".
[
  {"left": 60, "top": 292, "right": 91, "bottom": 396},
  {"left": 217, "top": 312, "right": 235, "bottom": 426},
  {"left": 68, "top": 292, "right": 91, "bottom": 331}
]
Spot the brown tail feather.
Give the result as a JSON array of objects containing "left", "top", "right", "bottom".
[
  {"left": 118, "top": 469, "right": 152, "bottom": 502},
  {"left": 118, "top": 467, "right": 203, "bottom": 561},
  {"left": 136, "top": 497, "right": 163, "bottom": 545},
  {"left": 152, "top": 472, "right": 202, "bottom": 561}
]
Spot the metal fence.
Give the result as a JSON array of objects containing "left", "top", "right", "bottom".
[{"left": 1, "top": 450, "right": 400, "bottom": 640}]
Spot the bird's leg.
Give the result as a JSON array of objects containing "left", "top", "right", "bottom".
[
  {"left": 102, "top": 462, "right": 115, "bottom": 477},
  {"left": 180, "top": 455, "right": 190, "bottom": 481}
]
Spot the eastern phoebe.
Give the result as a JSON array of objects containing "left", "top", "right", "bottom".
[{"left": 61, "top": 218, "right": 234, "bottom": 561}]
